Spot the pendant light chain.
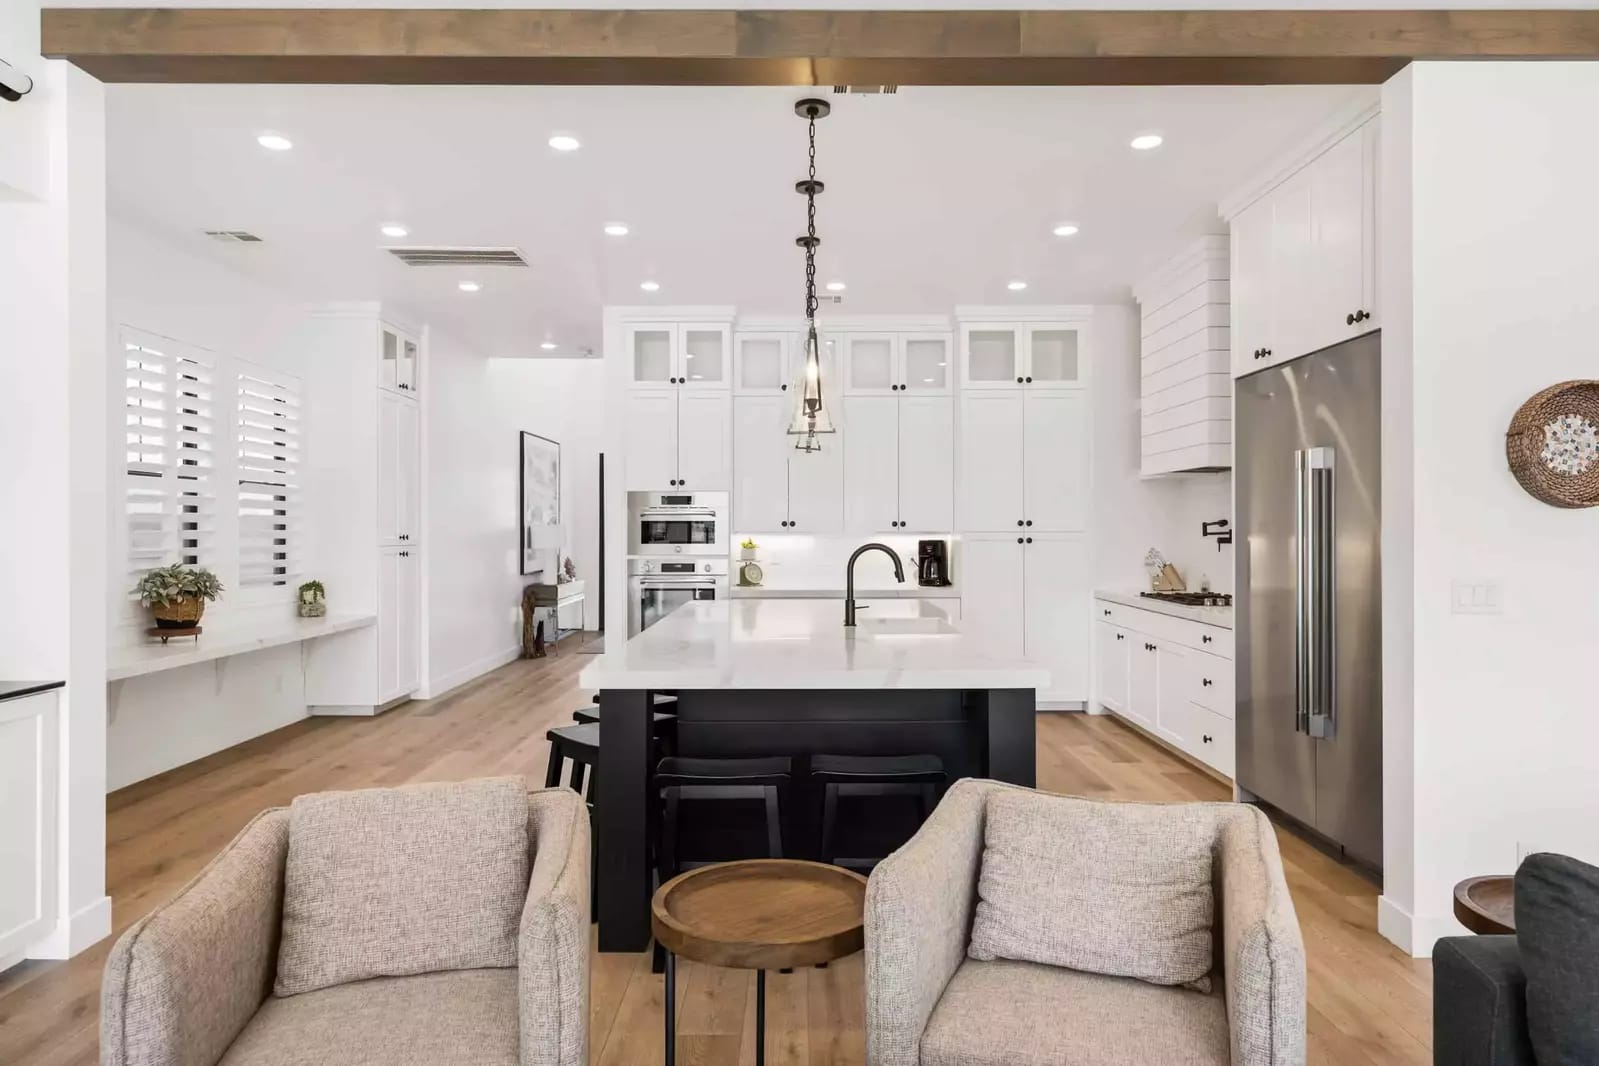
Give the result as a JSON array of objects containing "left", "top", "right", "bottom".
[
  {"left": 804, "top": 113, "right": 819, "bottom": 322},
  {"left": 788, "top": 97, "right": 835, "bottom": 452}
]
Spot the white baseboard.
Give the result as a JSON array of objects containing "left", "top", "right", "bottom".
[
  {"left": 29, "top": 895, "right": 113, "bottom": 960},
  {"left": 1378, "top": 895, "right": 1466, "bottom": 957},
  {"left": 418, "top": 645, "right": 521, "bottom": 700},
  {"left": 308, "top": 703, "right": 381, "bottom": 717}
]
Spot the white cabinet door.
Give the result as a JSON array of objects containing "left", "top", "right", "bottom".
[
  {"left": 1359, "top": 120, "right": 1380, "bottom": 330},
  {"left": 958, "top": 391, "right": 1025, "bottom": 531},
  {"left": 624, "top": 391, "right": 680, "bottom": 490},
  {"left": 1231, "top": 198, "right": 1274, "bottom": 378},
  {"left": 1125, "top": 637, "right": 1158, "bottom": 729},
  {"left": 1022, "top": 390, "right": 1088, "bottom": 531},
  {"left": 396, "top": 549, "right": 420, "bottom": 697},
  {"left": 843, "top": 333, "right": 898, "bottom": 395},
  {"left": 897, "top": 396, "right": 953, "bottom": 532},
  {"left": 787, "top": 430, "right": 845, "bottom": 533},
  {"left": 395, "top": 399, "right": 420, "bottom": 544},
  {"left": 901, "top": 333, "right": 952, "bottom": 394},
  {"left": 958, "top": 535, "right": 1025, "bottom": 659},
  {"left": 842, "top": 395, "right": 900, "bottom": 532},
  {"left": 734, "top": 333, "right": 791, "bottom": 394},
  {"left": 1095, "top": 623, "right": 1130, "bottom": 713},
  {"left": 676, "top": 392, "right": 731, "bottom": 490},
  {"left": 377, "top": 392, "right": 401, "bottom": 544},
  {"left": 1154, "top": 642, "right": 1192, "bottom": 747},
  {"left": 377, "top": 548, "right": 401, "bottom": 701},
  {"left": 1311, "top": 125, "right": 1376, "bottom": 353},
  {"left": 733, "top": 396, "right": 789, "bottom": 531},
  {"left": 1024, "top": 326, "right": 1085, "bottom": 387},
  {"left": 0, "top": 691, "right": 58, "bottom": 961},
  {"left": 398, "top": 332, "right": 420, "bottom": 395},
  {"left": 679, "top": 325, "right": 730, "bottom": 390},
  {"left": 379, "top": 324, "right": 401, "bottom": 393},
  {"left": 961, "top": 325, "right": 1021, "bottom": 388},
  {"left": 1267, "top": 167, "right": 1316, "bottom": 368},
  {"left": 1023, "top": 534, "right": 1090, "bottom": 703},
  {"left": 627, "top": 325, "right": 677, "bottom": 388}
]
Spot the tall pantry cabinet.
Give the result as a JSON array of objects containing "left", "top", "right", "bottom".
[
  {"left": 954, "top": 310, "right": 1094, "bottom": 706},
  {"left": 303, "top": 309, "right": 424, "bottom": 714}
]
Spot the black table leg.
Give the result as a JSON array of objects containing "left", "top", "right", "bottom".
[
  {"left": 597, "top": 688, "right": 653, "bottom": 951},
  {"left": 664, "top": 949, "right": 676, "bottom": 1066},
  {"left": 983, "top": 688, "right": 1037, "bottom": 787},
  {"left": 755, "top": 969, "right": 766, "bottom": 1066}
]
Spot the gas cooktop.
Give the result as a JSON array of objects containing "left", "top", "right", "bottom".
[{"left": 1140, "top": 591, "right": 1233, "bottom": 608}]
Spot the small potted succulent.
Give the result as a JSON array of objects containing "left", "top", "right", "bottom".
[
  {"left": 740, "top": 537, "right": 758, "bottom": 562},
  {"left": 133, "top": 563, "right": 224, "bottom": 629},
  {"left": 297, "top": 579, "right": 327, "bottom": 618}
]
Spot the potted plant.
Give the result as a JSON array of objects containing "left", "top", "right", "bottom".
[
  {"left": 740, "top": 537, "right": 758, "bottom": 562},
  {"left": 133, "top": 563, "right": 224, "bottom": 629},
  {"left": 297, "top": 579, "right": 327, "bottom": 618}
]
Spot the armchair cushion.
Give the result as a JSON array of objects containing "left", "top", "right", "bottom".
[
  {"left": 1515, "top": 852, "right": 1599, "bottom": 1065},
  {"left": 275, "top": 777, "right": 530, "bottom": 996},
  {"left": 219, "top": 968, "right": 518, "bottom": 1066},
  {"left": 920, "top": 957, "right": 1229, "bottom": 1066},
  {"left": 968, "top": 790, "right": 1216, "bottom": 989}
]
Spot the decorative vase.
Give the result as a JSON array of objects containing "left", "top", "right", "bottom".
[
  {"left": 151, "top": 596, "right": 205, "bottom": 629},
  {"left": 740, "top": 547, "right": 757, "bottom": 561},
  {"left": 298, "top": 599, "right": 327, "bottom": 618}
]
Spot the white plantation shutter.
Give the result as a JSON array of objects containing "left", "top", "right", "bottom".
[
  {"left": 236, "top": 365, "right": 303, "bottom": 588},
  {"left": 123, "top": 332, "right": 216, "bottom": 584}
]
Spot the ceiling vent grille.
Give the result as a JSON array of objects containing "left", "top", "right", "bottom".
[
  {"left": 833, "top": 85, "right": 898, "bottom": 95},
  {"left": 204, "top": 230, "right": 263, "bottom": 243},
  {"left": 385, "top": 246, "right": 528, "bottom": 268}
]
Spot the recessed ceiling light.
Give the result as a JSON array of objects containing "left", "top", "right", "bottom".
[
  {"left": 1130, "top": 133, "right": 1164, "bottom": 151},
  {"left": 458, "top": 281, "right": 481, "bottom": 293},
  {"left": 826, "top": 280, "right": 847, "bottom": 292},
  {"left": 1007, "top": 280, "right": 1029, "bottom": 292},
  {"left": 603, "top": 223, "right": 630, "bottom": 236},
  {"left": 548, "top": 135, "right": 581, "bottom": 152},
  {"left": 380, "top": 223, "right": 409, "bottom": 238},
  {"left": 540, "top": 341, "right": 557, "bottom": 351},
  {"left": 640, "top": 281, "right": 660, "bottom": 293},
  {"left": 256, "top": 133, "right": 293, "bottom": 151},
  {"left": 1052, "top": 224, "right": 1080, "bottom": 237}
]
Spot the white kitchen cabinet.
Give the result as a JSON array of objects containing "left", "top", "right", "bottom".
[
  {"left": 958, "top": 391, "right": 1025, "bottom": 530},
  {"left": 1135, "top": 237, "right": 1232, "bottom": 474},
  {"left": 1229, "top": 117, "right": 1379, "bottom": 377},
  {"left": 627, "top": 324, "right": 677, "bottom": 387},
  {"left": 379, "top": 322, "right": 421, "bottom": 397},
  {"left": 624, "top": 391, "right": 731, "bottom": 491},
  {"left": 843, "top": 332, "right": 953, "bottom": 396},
  {"left": 959, "top": 326, "right": 1020, "bottom": 388},
  {"left": 0, "top": 689, "right": 58, "bottom": 963},
  {"left": 959, "top": 389, "right": 1086, "bottom": 533},
  {"left": 1021, "top": 533, "right": 1091, "bottom": 704},
  {"left": 734, "top": 333, "right": 793, "bottom": 394},
  {"left": 957, "top": 536, "right": 1025, "bottom": 658},
  {"left": 842, "top": 394, "right": 954, "bottom": 533},
  {"left": 897, "top": 396, "right": 954, "bottom": 531},
  {"left": 961, "top": 323, "right": 1086, "bottom": 389},
  {"left": 1095, "top": 623, "right": 1130, "bottom": 714},
  {"left": 623, "top": 391, "right": 680, "bottom": 490},
  {"left": 786, "top": 439, "right": 844, "bottom": 533},
  {"left": 378, "top": 547, "right": 420, "bottom": 704},
  {"left": 394, "top": 399, "right": 419, "bottom": 543},
  {"left": 681, "top": 325, "right": 730, "bottom": 389},
  {"left": 901, "top": 334, "right": 952, "bottom": 393},
  {"left": 1125, "top": 638, "right": 1158, "bottom": 730},
  {"left": 732, "top": 395, "right": 842, "bottom": 533},
  {"left": 377, "top": 393, "right": 399, "bottom": 544},
  {"left": 627, "top": 323, "right": 731, "bottom": 390},
  {"left": 843, "top": 395, "right": 900, "bottom": 531},
  {"left": 1152, "top": 640, "right": 1192, "bottom": 747}
]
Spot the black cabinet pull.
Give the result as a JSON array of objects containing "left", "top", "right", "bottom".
[
  {"left": 1025, "top": 537, "right": 1033, "bottom": 544},
  {"left": 1102, "top": 609, "right": 1111, "bottom": 616},
  {"left": 1116, "top": 633, "right": 1124, "bottom": 641},
  {"left": 1017, "top": 519, "right": 1024, "bottom": 527},
  {"left": 1025, "top": 376, "right": 1033, "bottom": 383},
  {"left": 1202, "top": 734, "right": 1213, "bottom": 744},
  {"left": 1016, "top": 377, "right": 1024, "bottom": 384},
  {"left": 1202, "top": 678, "right": 1214, "bottom": 687},
  {"left": 1347, "top": 312, "right": 1356, "bottom": 326},
  {"left": 1202, "top": 634, "right": 1213, "bottom": 644},
  {"left": 1016, "top": 537, "right": 1024, "bottom": 544},
  {"left": 1025, "top": 520, "right": 1033, "bottom": 527}
]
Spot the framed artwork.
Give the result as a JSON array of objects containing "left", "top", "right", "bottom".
[{"left": 519, "top": 431, "right": 561, "bottom": 576}]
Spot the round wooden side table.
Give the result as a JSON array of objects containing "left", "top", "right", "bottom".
[
  {"left": 1453, "top": 875, "right": 1516, "bottom": 935},
  {"left": 651, "top": 859, "right": 868, "bottom": 1066}
]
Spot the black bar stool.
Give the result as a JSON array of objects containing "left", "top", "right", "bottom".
[
  {"left": 544, "top": 721, "right": 601, "bottom": 799},
  {"left": 813, "top": 753, "right": 946, "bottom": 871}
]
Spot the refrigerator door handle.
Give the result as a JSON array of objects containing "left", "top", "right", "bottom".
[
  {"left": 1294, "top": 450, "right": 1309, "bottom": 736},
  {"left": 1305, "top": 446, "right": 1337, "bottom": 739}
]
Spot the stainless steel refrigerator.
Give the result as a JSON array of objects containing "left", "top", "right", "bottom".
[{"left": 1236, "top": 333, "right": 1382, "bottom": 870}]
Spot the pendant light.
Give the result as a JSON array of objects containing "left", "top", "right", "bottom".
[{"left": 787, "top": 98, "right": 837, "bottom": 453}]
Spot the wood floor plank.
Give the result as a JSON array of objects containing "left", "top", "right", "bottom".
[{"left": 0, "top": 647, "right": 1431, "bottom": 1065}]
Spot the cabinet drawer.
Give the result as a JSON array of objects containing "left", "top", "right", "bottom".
[
  {"left": 1188, "top": 704, "right": 1235, "bottom": 778},
  {"left": 1185, "top": 649, "right": 1235, "bottom": 719},
  {"left": 1149, "top": 614, "right": 1233, "bottom": 659},
  {"left": 1094, "top": 599, "right": 1135, "bottom": 628}
]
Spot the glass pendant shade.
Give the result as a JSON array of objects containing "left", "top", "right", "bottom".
[{"left": 786, "top": 326, "right": 836, "bottom": 452}]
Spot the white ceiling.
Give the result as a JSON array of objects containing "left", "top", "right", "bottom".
[{"left": 107, "top": 84, "right": 1369, "bottom": 359}]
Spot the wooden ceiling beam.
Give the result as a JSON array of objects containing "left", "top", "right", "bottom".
[{"left": 40, "top": 9, "right": 1599, "bottom": 86}]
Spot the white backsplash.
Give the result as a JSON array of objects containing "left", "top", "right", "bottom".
[{"left": 733, "top": 533, "right": 945, "bottom": 588}]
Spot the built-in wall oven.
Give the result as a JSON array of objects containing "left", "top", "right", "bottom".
[
  {"left": 627, "top": 491, "right": 728, "bottom": 557},
  {"left": 628, "top": 558, "right": 728, "bottom": 636}
]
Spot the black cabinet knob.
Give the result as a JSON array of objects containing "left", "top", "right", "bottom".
[
  {"left": 1202, "top": 678, "right": 1213, "bottom": 687},
  {"left": 1025, "top": 520, "right": 1033, "bottom": 527},
  {"left": 1017, "top": 537, "right": 1024, "bottom": 544},
  {"left": 1017, "top": 519, "right": 1024, "bottom": 527},
  {"left": 1202, "top": 634, "right": 1212, "bottom": 644},
  {"left": 1025, "top": 537, "right": 1033, "bottom": 544},
  {"left": 781, "top": 384, "right": 788, "bottom": 391},
  {"left": 1025, "top": 376, "right": 1033, "bottom": 383},
  {"left": 1116, "top": 633, "right": 1124, "bottom": 641},
  {"left": 1347, "top": 312, "right": 1356, "bottom": 326},
  {"left": 1202, "top": 734, "right": 1213, "bottom": 744},
  {"left": 1016, "top": 377, "right": 1024, "bottom": 384},
  {"left": 1103, "top": 609, "right": 1110, "bottom": 616},
  {"left": 1265, "top": 349, "right": 1272, "bottom": 357}
]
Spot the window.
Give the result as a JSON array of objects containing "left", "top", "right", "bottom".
[
  {"left": 236, "top": 365, "right": 302, "bottom": 588},
  {"left": 123, "top": 332, "right": 215, "bottom": 585}
]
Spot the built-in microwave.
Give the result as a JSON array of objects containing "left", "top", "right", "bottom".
[{"left": 627, "top": 490, "right": 729, "bottom": 557}]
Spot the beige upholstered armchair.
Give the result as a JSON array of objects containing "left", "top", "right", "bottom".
[
  {"left": 102, "top": 780, "right": 590, "bottom": 1066},
  {"left": 865, "top": 779, "right": 1306, "bottom": 1066}
]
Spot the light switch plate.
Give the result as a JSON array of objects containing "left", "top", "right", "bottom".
[{"left": 1451, "top": 579, "right": 1504, "bottom": 615}]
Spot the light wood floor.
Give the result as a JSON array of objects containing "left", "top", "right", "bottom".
[{"left": 0, "top": 645, "right": 1432, "bottom": 1065}]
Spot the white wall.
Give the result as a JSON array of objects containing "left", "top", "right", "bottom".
[
  {"left": 1379, "top": 62, "right": 1599, "bottom": 956},
  {"left": 425, "top": 330, "right": 603, "bottom": 696}
]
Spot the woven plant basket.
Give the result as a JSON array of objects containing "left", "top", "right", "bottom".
[
  {"left": 151, "top": 596, "right": 205, "bottom": 629},
  {"left": 1506, "top": 380, "right": 1599, "bottom": 508}
]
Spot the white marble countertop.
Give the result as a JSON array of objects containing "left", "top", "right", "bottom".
[
  {"left": 1094, "top": 590, "right": 1234, "bottom": 629},
  {"left": 730, "top": 581, "right": 958, "bottom": 600},
  {"left": 107, "top": 614, "right": 377, "bottom": 681},
  {"left": 579, "top": 598, "right": 1048, "bottom": 691}
]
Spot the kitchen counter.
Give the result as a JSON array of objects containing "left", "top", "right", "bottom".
[
  {"left": 0, "top": 680, "right": 65, "bottom": 703},
  {"left": 1095, "top": 590, "right": 1234, "bottom": 629},
  {"left": 729, "top": 581, "right": 959, "bottom": 600},
  {"left": 579, "top": 597, "right": 1043, "bottom": 691}
]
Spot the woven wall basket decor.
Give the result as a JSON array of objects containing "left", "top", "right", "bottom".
[{"left": 1506, "top": 380, "right": 1599, "bottom": 508}]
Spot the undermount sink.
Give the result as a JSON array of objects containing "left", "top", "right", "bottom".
[{"left": 853, "top": 616, "right": 959, "bottom": 637}]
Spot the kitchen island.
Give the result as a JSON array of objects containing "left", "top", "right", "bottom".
[{"left": 578, "top": 597, "right": 1047, "bottom": 951}]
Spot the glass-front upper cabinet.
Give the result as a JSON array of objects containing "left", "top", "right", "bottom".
[
  {"left": 842, "top": 333, "right": 897, "bottom": 395},
  {"left": 380, "top": 325, "right": 400, "bottom": 393},
  {"left": 628, "top": 325, "right": 677, "bottom": 387},
  {"left": 1025, "top": 326, "right": 1084, "bottom": 387},
  {"left": 680, "top": 326, "right": 729, "bottom": 389},
  {"left": 959, "top": 324, "right": 1085, "bottom": 388},
  {"left": 961, "top": 326, "right": 1021, "bottom": 388},
  {"left": 399, "top": 335, "right": 420, "bottom": 395},
  {"left": 628, "top": 323, "right": 731, "bottom": 389},
  {"left": 901, "top": 333, "right": 952, "bottom": 393},
  {"left": 734, "top": 333, "right": 792, "bottom": 393}
]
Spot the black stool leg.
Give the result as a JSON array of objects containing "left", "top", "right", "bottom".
[
  {"left": 544, "top": 745, "right": 565, "bottom": 788},
  {"left": 763, "top": 785, "right": 784, "bottom": 859},
  {"left": 755, "top": 969, "right": 765, "bottom": 1066},
  {"left": 664, "top": 950, "right": 676, "bottom": 1066},
  {"left": 570, "top": 760, "right": 587, "bottom": 797},
  {"left": 819, "top": 782, "right": 838, "bottom": 865}
]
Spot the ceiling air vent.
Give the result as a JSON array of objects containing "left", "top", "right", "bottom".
[
  {"left": 385, "top": 246, "right": 528, "bottom": 268},
  {"left": 204, "top": 230, "right": 263, "bottom": 243},
  {"left": 833, "top": 85, "right": 898, "bottom": 95}
]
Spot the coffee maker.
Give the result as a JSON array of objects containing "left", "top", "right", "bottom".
[{"left": 916, "top": 540, "right": 951, "bottom": 587}]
